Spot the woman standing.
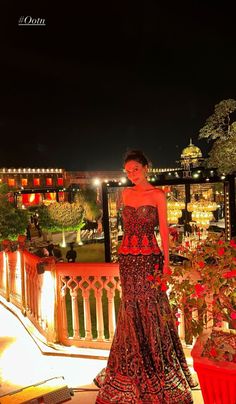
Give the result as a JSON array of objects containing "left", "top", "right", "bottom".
[{"left": 95, "top": 150, "right": 196, "bottom": 403}]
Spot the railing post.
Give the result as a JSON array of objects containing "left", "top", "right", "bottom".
[
  {"left": 19, "top": 250, "right": 26, "bottom": 315},
  {"left": 95, "top": 288, "right": 104, "bottom": 341},
  {"left": 57, "top": 276, "right": 69, "bottom": 340},
  {"left": 71, "top": 288, "right": 80, "bottom": 339},
  {"left": 107, "top": 288, "right": 116, "bottom": 339},
  {"left": 18, "top": 236, "right": 27, "bottom": 316},
  {"left": 40, "top": 257, "right": 59, "bottom": 343},
  {"left": 82, "top": 289, "right": 92, "bottom": 340},
  {"left": 2, "top": 240, "right": 11, "bottom": 302}
]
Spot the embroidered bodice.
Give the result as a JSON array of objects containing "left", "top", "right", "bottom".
[{"left": 118, "top": 205, "right": 161, "bottom": 255}]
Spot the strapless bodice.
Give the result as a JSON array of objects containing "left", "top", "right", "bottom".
[{"left": 118, "top": 205, "right": 161, "bottom": 255}]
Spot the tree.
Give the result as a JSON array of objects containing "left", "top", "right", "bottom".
[
  {"left": 198, "top": 99, "right": 236, "bottom": 174},
  {"left": 37, "top": 202, "right": 85, "bottom": 246},
  {"left": 0, "top": 184, "right": 28, "bottom": 240},
  {"left": 75, "top": 188, "right": 101, "bottom": 221},
  {"left": 199, "top": 99, "right": 236, "bottom": 141},
  {"left": 206, "top": 135, "right": 236, "bottom": 174}
]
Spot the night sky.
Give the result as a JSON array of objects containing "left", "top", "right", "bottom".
[{"left": 1, "top": 3, "right": 235, "bottom": 170}]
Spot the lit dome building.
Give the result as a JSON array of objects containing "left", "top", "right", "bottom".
[{"left": 180, "top": 139, "right": 204, "bottom": 169}]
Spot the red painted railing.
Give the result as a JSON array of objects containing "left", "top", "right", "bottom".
[
  {"left": 0, "top": 243, "right": 120, "bottom": 350},
  {"left": 0, "top": 237, "right": 228, "bottom": 353}
]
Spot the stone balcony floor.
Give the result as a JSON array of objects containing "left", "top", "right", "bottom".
[{"left": 0, "top": 302, "right": 203, "bottom": 403}]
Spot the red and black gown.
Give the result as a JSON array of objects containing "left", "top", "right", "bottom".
[{"left": 94, "top": 205, "right": 195, "bottom": 403}]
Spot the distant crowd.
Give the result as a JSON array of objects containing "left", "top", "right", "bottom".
[{"left": 32, "top": 242, "right": 77, "bottom": 263}]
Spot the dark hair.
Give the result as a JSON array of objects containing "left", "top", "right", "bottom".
[{"left": 123, "top": 150, "right": 151, "bottom": 167}]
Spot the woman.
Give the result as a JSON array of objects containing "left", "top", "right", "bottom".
[{"left": 95, "top": 150, "right": 196, "bottom": 403}]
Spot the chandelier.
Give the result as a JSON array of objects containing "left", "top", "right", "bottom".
[
  {"left": 187, "top": 200, "right": 218, "bottom": 212},
  {"left": 167, "top": 198, "right": 185, "bottom": 224},
  {"left": 187, "top": 199, "right": 218, "bottom": 229}
]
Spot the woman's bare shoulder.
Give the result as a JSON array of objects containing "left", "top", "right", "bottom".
[
  {"left": 122, "top": 187, "right": 131, "bottom": 197},
  {"left": 122, "top": 187, "right": 132, "bottom": 202},
  {"left": 152, "top": 188, "right": 166, "bottom": 202}
]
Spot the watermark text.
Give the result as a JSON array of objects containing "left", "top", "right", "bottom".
[{"left": 18, "top": 16, "right": 46, "bottom": 26}]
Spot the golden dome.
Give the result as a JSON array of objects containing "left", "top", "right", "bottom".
[{"left": 181, "top": 139, "right": 202, "bottom": 159}]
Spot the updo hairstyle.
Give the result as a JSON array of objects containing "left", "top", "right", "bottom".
[{"left": 123, "top": 150, "right": 151, "bottom": 168}]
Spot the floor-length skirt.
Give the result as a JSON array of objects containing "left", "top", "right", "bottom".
[{"left": 95, "top": 254, "right": 195, "bottom": 403}]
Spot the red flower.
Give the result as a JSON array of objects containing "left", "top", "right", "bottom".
[
  {"left": 194, "top": 284, "right": 206, "bottom": 297},
  {"left": 147, "top": 275, "right": 155, "bottom": 281},
  {"left": 209, "top": 347, "right": 217, "bottom": 358},
  {"left": 161, "top": 281, "right": 168, "bottom": 291},
  {"left": 230, "top": 311, "right": 236, "bottom": 320},
  {"left": 175, "top": 321, "right": 180, "bottom": 326},
  {"left": 230, "top": 239, "right": 236, "bottom": 248},
  {"left": 154, "top": 264, "right": 159, "bottom": 270},
  {"left": 175, "top": 312, "right": 181, "bottom": 318},
  {"left": 198, "top": 261, "right": 205, "bottom": 269},
  {"left": 223, "top": 270, "right": 236, "bottom": 279},
  {"left": 217, "top": 240, "right": 224, "bottom": 245},
  {"left": 217, "top": 247, "right": 225, "bottom": 256}
]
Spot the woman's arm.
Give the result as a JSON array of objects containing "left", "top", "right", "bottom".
[{"left": 155, "top": 189, "right": 171, "bottom": 274}]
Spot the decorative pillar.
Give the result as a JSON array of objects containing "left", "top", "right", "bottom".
[{"left": 18, "top": 235, "right": 27, "bottom": 315}]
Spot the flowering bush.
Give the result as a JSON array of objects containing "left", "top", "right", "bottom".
[
  {"left": 167, "top": 236, "right": 236, "bottom": 343},
  {"left": 201, "top": 328, "right": 236, "bottom": 363}
]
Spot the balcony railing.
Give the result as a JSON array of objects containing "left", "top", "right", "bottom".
[{"left": 0, "top": 239, "right": 229, "bottom": 355}]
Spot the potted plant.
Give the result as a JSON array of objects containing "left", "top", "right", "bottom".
[
  {"left": 191, "top": 327, "right": 236, "bottom": 404},
  {"left": 165, "top": 235, "right": 236, "bottom": 404}
]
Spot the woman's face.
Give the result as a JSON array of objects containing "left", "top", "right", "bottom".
[{"left": 124, "top": 160, "right": 147, "bottom": 185}]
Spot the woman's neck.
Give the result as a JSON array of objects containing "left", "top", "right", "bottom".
[{"left": 132, "top": 179, "right": 154, "bottom": 191}]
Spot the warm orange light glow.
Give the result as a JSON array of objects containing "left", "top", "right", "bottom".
[
  {"left": 29, "top": 194, "right": 36, "bottom": 203},
  {"left": 21, "top": 178, "right": 28, "bottom": 186},
  {"left": 8, "top": 179, "right": 15, "bottom": 187},
  {"left": 46, "top": 178, "right": 53, "bottom": 186},
  {"left": 33, "top": 178, "right": 40, "bottom": 186},
  {"left": 41, "top": 271, "right": 55, "bottom": 332}
]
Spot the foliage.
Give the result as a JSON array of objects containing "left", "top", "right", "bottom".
[
  {"left": 198, "top": 99, "right": 236, "bottom": 174},
  {"left": 34, "top": 205, "right": 57, "bottom": 231},
  {"left": 205, "top": 135, "right": 236, "bottom": 174},
  {"left": 0, "top": 184, "right": 28, "bottom": 240},
  {"left": 75, "top": 188, "right": 101, "bottom": 221},
  {"left": 41, "top": 201, "right": 85, "bottom": 231},
  {"left": 199, "top": 99, "right": 236, "bottom": 141},
  {"left": 166, "top": 236, "right": 236, "bottom": 339},
  {"left": 201, "top": 328, "right": 236, "bottom": 363}
]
